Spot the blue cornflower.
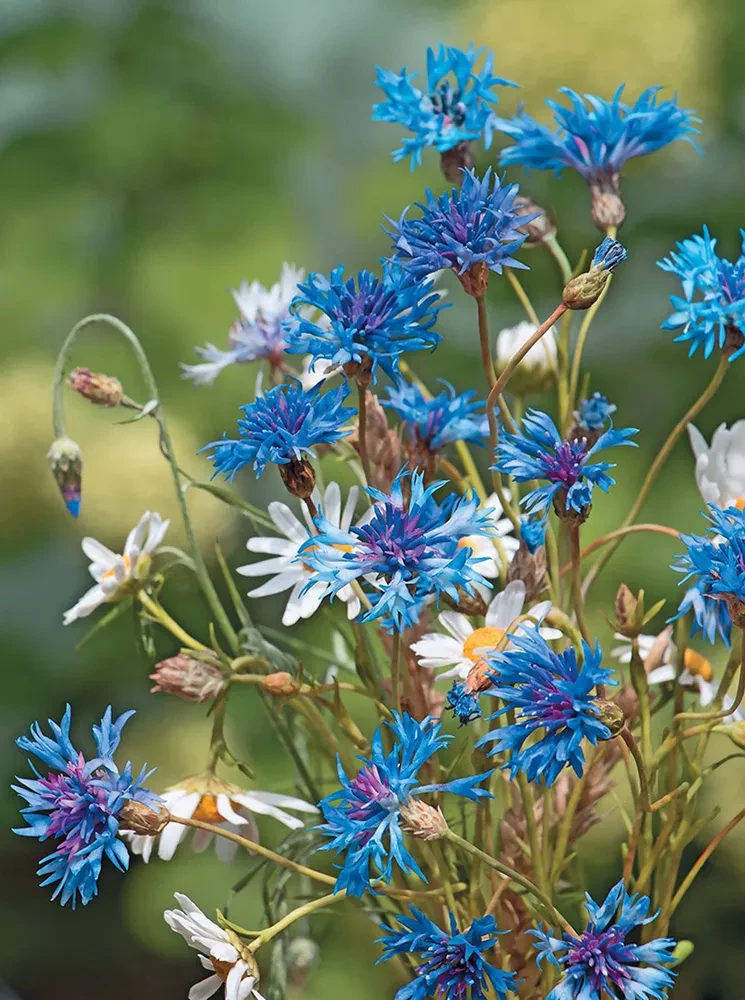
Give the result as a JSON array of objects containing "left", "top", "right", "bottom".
[
  {"left": 372, "top": 44, "right": 516, "bottom": 170},
  {"left": 387, "top": 168, "right": 531, "bottom": 295},
  {"left": 494, "top": 409, "right": 638, "bottom": 519},
  {"left": 299, "top": 468, "right": 497, "bottom": 632},
  {"left": 447, "top": 680, "right": 484, "bottom": 726},
  {"left": 12, "top": 705, "right": 158, "bottom": 907},
  {"left": 658, "top": 227, "right": 745, "bottom": 363},
  {"left": 478, "top": 629, "right": 616, "bottom": 785},
  {"left": 520, "top": 515, "right": 547, "bottom": 554},
  {"left": 496, "top": 85, "right": 699, "bottom": 228},
  {"left": 674, "top": 583, "right": 732, "bottom": 647},
  {"left": 532, "top": 881, "right": 677, "bottom": 1000},
  {"left": 200, "top": 380, "right": 355, "bottom": 481},
  {"left": 285, "top": 264, "right": 443, "bottom": 384},
  {"left": 318, "top": 712, "right": 492, "bottom": 897},
  {"left": 577, "top": 392, "right": 616, "bottom": 431},
  {"left": 378, "top": 906, "right": 517, "bottom": 1000},
  {"left": 383, "top": 380, "right": 487, "bottom": 450}
]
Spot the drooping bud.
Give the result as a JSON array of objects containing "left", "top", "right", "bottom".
[
  {"left": 261, "top": 671, "right": 303, "bottom": 696},
  {"left": 47, "top": 436, "right": 82, "bottom": 517},
  {"left": 118, "top": 800, "right": 170, "bottom": 836},
  {"left": 587, "top": 172, "right": 626, "bottom": 232},
  {"left": 68, "top": 367, "right": 124, "bottom": 407},
  {"left": 594, "top": 699, "right": 626, "bottom": 738},
  {"left": 456, "top": 260, "right": 490, "bottom": 298},
  {"left": 150, "top": 654, "right": 225, "bottom": 703},
  {"left": 278, "top": 457, "right": 316, "bottom": 499},
  {"left": 440, "top": 142, "right": 474, "bottom": 185},
  {"left": 562, "top": 238, "right": 627, "bottom": 311},
  {"left": 514, "top": 194, "right": 556, "bottom": 246},
  {"left": 399, "top": 797, "right": 448, "bottom": 840}
]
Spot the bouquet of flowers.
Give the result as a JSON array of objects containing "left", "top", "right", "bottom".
[{"left": 17, "top": 43, "right": 745, "bottom": 1000}]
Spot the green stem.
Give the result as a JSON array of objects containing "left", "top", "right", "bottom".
[
  {"left": 621, "top": 727, "right": 651, "bottom": 812},
  {"left": 545, "top": 234, "right": 574, "bottom": 284},
  {"left": 136, "top": 590, "right": 209, "bottom": 651},
  {"left": 505, "top": 268, "right": 539, "bottom": 324},
  {"left": 391, "top": 630, "right": 403, "bottom": 713},
  {"left": 568, "top": 277, "right": 612, "bottom": 414},
  {"left": 476, "top": 294, "right": 496, "bottom": 390},
  {"left": 248, "top": 892, "right": 340, "bottom": 951},
  {"left": 569, "top": 524, "right": 591, "bottom": 644}
]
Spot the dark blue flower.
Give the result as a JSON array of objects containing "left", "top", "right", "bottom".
[
  {"left": 387, "top": 168, "right": 530, "bottom": 284},
  {"left": 383, "top": 380, "right": 487, "bottom": 450},
  {"left": 285, "top": 264, "right": 443, "bottom": 383},
  {"left": 532, "top": 881, "right": 676, "bottom": 1000},
  {"left": 200, "top": 380, "right": 355, "bottom": 481},
  {"left": 496, "top": 85, "right": 699, "bottom": 181},
  {"left": 494, "top": 409, "right": 638, "bottom": 517},
  {"left": 577, "top": 392, "right": 616, "bottom": 431},
  {"left": 520, "top": 515, "right": 547, "bottom": 554},
  {"left": 447, "top": 680, "right": 483, "bottom": 726},
  {"left": 478, "top": 629, "right": 616, "bottom": 785},
  {"left": 317, "top": 712, "right": 492, "bottom": 897},
  {"left": 372, "top": 44, "right": 517, "bottom": 169},
  {"left": 299, "top": 468, "right": 497, "bottom": 632},
  {"left": 378, "top": 906, "right": 517, "bottom": 1000},
  {"left": 658, "top": 227, "right": 745, "bottom": 363},
  {"left": 12, "top": 705, "right": 158, "bottom": 908}
]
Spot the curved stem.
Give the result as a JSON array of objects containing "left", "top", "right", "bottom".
[
  {"left": 505, "top": 268, "right": 539, "bottom": 325},
  {"left": 621, "top": 727, "right": 651, "bottom": 812},
  {"left": 545, "top": 234, "right": 573, "bottom": 284},
  {"left": 247, "top": 893, "right": 340, "bottom": 951},
  {"left": 487, "top": 303, "right": 567, "bottom": 408},
  {"left": 558, "top": 524, "right": 680, "bottom": 577},
  {"left": 668, "top": 807, "right": 745, "bottom": 917},
  {"left": 356, "top": 384, "right": 372, "bottom": 484},
  {"left": 137, "top": 591, "right": 210, "bottom": 651},
  {"left": 583, "top": 356, "right": 729, "bottom": 596}
]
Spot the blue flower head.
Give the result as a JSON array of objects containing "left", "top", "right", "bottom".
[
  {"left": 520, "top": 515, "right": 547, "bottom": 554},
  {"left": 285, "top": 264, "right": 443, "bottom": 383},
  {"left": 378, "top": 906, "right": 517, "bottom": 1000},
  {"left": 577, "top": 392, "right": 616, "bottom": 432},
  {"left": 372, "top": 44, "right": 517, "bottom": 169},
  {"left": 387, "top": 168, "right": 531, "bottom": 293},
  {"left": 496, "top": 85, "right": 699, "bottom": 228},
  {"left": 200, "top": 380, "right": 355, "bottom": 481},
  {"left": 383, "top": 379, "right": 487, "bottom": 450},
  {"left": 658, "top": 227, "right": 745, "bottom": 363},
  {"left": 317, "top": 712, "right": 492, "bottom": 897},
  {"left": 13, "top": 705, "right": 158, "bottom": 908},
  {"left": 532, "top": 881, "right": 677, "bottom": 1000},
  {"left": 447, "top": 680, "right": 484, "bottom": 726},
  {"left": 672, "top": 504, "right": 745, "bottom": 637},
  {"left": 494, "top": 409, "right": 638, "bottom": 520},
  {"left": 478, "top": 629, "right": 616, "bottom": 785},
  {"left": 299, "top": 468, "right": 497, "bottom": 632},
  {"left": 593, "top": 237, "right": 628, "bottom": 272}
]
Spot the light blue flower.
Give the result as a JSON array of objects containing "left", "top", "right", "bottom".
[
  {"left": 372, "top": 44, "right": 516, "bottom": 169},
  {"left": 577, "top": 392, "right": 616, "bottom": 432},
  {"left": 378, "top": 906, "right": 517, "bottom": 1000},
  {"left": 532, "top": 881, "right": 676, "bottom": 1000},
  {"left": 13, "top": 705, "right": 158, "bottom": 907},
  {"left": 317, "top": 712, "right": 492, "bottom": 896},
  {"left": 520, "top": 515, "right": 547, "bottom": 554},
  {"left": 383, "top": 380, "right": 487, "bottom": 450},
  {"left": 658, "top": 227, "right": 745, "bottom": 362}
]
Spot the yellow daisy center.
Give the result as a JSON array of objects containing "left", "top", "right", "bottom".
[
  {"left": 192, "top": 793, "right": 224, "bottom": 824},
  {"left": 101, "top": 554, "right": 131, "bottom": 581},
  {"left": 302, "top": 542, "right": 353, "bottom": 571},
  {"left": 735, "top": 498, "right": 745, "bottom": 511},
  {"left": 457, "top": 535, "right": 479, "bottom": 553},
  {"left": 683, "top": 648, "right": 713, "bottom": 681},
  {"left": 463, "top": 626, "right": 505, "bottom": 663}
]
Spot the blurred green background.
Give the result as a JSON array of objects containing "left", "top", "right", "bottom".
[{"left": 3, "top": 0, "right": 745, "bottom": 997}]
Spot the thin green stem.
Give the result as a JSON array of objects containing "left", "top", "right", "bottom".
[
  {"left": 505, "top": 268, "right": 539, "bottom": 325},
  {"left": 545, "top": 234, "right": 574, "bottom": 284},
  {"left": 248, "top": 893, "right": 340, "bottom": 951},
  {"left": 621, "top": 727, "right": 651, "bottom": 812},
  {"left": 476, "top": 294, "right": 496, "bottom": 390},
  {"left": 136, "top": 590, "right": 209, "bottom": 651},
  {"left": 391, "top": 630, "right": 403, "bottom": 713},
  {"left": 568, "top": 277, "right": 612, "bottom": 413},
  {"left": 569, "top": 524, "right": 591, "bottom": 644}
]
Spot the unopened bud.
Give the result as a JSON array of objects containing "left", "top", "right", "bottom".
[
  {"left": 440, "top": 142, "right": 474, "bottom": 185},
  {"left": 399, "top": 798, "right": 448, "bottom": 840},
  {"left": 552, "top": 487, "right": 591, "bottom": 525},
  {"left": 723, "top": 323, "right": 745, "bottom": 360},
  {"left": 613, "top": 584, "right": 640, "bottom": 637},
  {"left": 456, "top": 260, "right": 490, "bottom": 299},
  {"left": 68, "top": 367, "right": 124, "bottom": 407},
  {"left": 562, "top": 238, "right": 627, "bottom": 310},
  {"left": 507, "top": 542, "right": 547, "bottom": 602},
  {"left": 514, "top": 195, "right": 556, "bottom": 246},
  {"left": 47, "top": 436, "right": 82, "bottom": 517},
  {"left": 595, "top": 699, "right": 626, "bottom": 738},
  {"left": 588, "top": 173, "right": 626, "bottom": 232},
  {"left": 261, "top": 671, "right": 303, "bottom": 696},
  {"left": 119, "top": 800, "right": 170, "bottom": 835},
  {"left": 443, "top": 587, "right": 488, "bottom": 617},
  {"left": 278, "top": 458, "right": 316, "bottom": 499},
  {"left": 150, "top": 655, "right": 225, "bottom": 703}
]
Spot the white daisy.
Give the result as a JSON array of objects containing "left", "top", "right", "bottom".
[
  {"left": 63, "top": 510, "right": 169, "bottom": 625},
  {"left": 611, "top": 631, "right": 743, "bottom": 722},
  {"left": 411, "top": 580, "right": 562, "bottom": 681},
  {"left": 236, "top": 481, "right": 361, "bottom": 626},
  {"left": 164, "top": 893, "right": 266, "bottom": 1000},
  {"left": 688, "top": 421, "right": 745, "bottom": 509},
  {"left": 458, "top": 493, "right": 519, "bottom": 579},
  {"left": 125, "top": 776, "right": 317, "bottom": 865}
]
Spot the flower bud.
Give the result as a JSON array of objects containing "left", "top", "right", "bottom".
[
  {"left": 594, "top": 699, "right": 626, "bottom": 738},
  {"left": 443, "top": 587, "right": 488, "bottom": 617},
  {"left": 440, "top": 142, "right": 474, "bottom": 185},
  {"left": 562, "top": 238, "right": 627, "bottom": 310},
  {"left": 588, "top": 173, "right": 626, "bottom": 232},
  {"left": 456, "top": 260, "right": 490, "bottom": 299},
  {"left": 506, "top": 541, "right": 547, "bottom": 603},
  {"left": 613, "top": 584, "right": 640, "bottom": 637},
  {"left": 68, "top": 367, "right": 124, "bottom": 407},
  {"left": 278, "top": 457, "right": 316, "bottom": 499},
  {"left": 118, "top": 800, "right": 170, "bottom": 836},
  {"left": 261, "top": 671, "right": 303, "bottom": 696},
  {"left": 494, "top": 322, "right": 557, "bottom": 396},
  {"left": 514, "top": 195, "right": 556, "bottom": 246},
  {"left": 47, "top": 436, "right": 82, "bottom": 517},
  {"left": 399, "top": 798, "right": 448, "bottom": 840},
  {"left": 150, "top": 654, "right": 225, "bottom": 703}
]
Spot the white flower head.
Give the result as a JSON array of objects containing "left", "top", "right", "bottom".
[
  {"left": 688, "top": 421, "right": 745, "bottom": 509},
  {"left": 495, "top": 321, "right": 558, "bottom": 370},
  {"left": 236, "top": 481, "right": 361, "bottom": 626},
  {"left": 63, "top": 510, "right": 169, "bottom": 625},
  {"left": 165, "top": 893, "right": 266, "bottom": 1000},
  {"left": 124, "top": 774, "right": 317, "bottom": 865},
  {"left": 411, "top": 580, "right": 562, "bottom": 682}
]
